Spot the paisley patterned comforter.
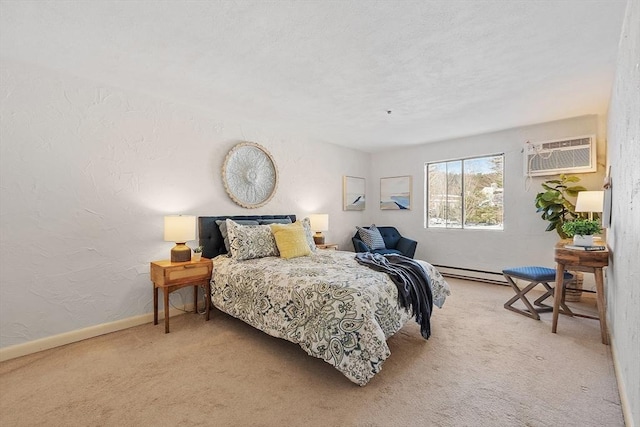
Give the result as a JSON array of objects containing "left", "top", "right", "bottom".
[{"left": 210, "top": 250, "right": 450, "bottom": 386}]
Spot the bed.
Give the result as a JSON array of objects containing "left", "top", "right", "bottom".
[{"left": 198, "top": 215, "right": 450, "bottom": 386}]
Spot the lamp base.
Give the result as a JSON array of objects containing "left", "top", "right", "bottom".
[
  {"left": 313, "top": 232, "right": 325, "bottom": 245},
  {"left": 171, "top": 242, "right": 191, "bottom": 262}
]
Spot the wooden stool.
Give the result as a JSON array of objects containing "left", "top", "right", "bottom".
[{"left": 503, "top": 266, "right": 573, "bottom": 320}]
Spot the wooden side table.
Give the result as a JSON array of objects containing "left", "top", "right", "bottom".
[
  {"left": 150, "top": 258, "right": 213, "bottom": 333},
  {"left": 552, "top": 240, "right": 609, "bottom": 344},
  {"left": 316, "top": 243, "right": 339, "bottom": 250}
]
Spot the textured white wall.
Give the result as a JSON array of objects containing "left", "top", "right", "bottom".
[
  {"left": 606, "top": 0, "right": 640, "bottom": 424},
  {"left": 370, "top": 115, "right": 606, "bottom": 273},
  {"left": 0, "top": 60, "right": 370, "bottom": 348}
]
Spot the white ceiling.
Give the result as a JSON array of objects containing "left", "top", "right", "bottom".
[{"left": 0, "top": 1, "right": 628, "bottom": 152}]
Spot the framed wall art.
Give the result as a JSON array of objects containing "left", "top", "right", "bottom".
[
  {"left": 222, "top": 142, "right": 278, "bottom": 209},
  {"left": 343, "top": 176, "right": 365, "bottom": 211},
  {"left": 380, "top": 175, "right": 412, "bottom": 210}
]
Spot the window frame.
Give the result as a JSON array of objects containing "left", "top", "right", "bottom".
[{"left": 424, "top": 153, "right": 504, "bottom": 230}]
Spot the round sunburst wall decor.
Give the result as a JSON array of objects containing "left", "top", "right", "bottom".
[{"left": 222, "top": 142, "right": 278, "bottom": 208}]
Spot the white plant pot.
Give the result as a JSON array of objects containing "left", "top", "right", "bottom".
[
  {"left": 573, "top": 234, "right": 594, "bottom": 246},
  {"left": 192, "top": 253, "right": 202, "bottom": 262}
]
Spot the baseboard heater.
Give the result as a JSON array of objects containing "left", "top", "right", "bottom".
[{"left": 433, "top": 264, "right": 508, "bottom": 286}]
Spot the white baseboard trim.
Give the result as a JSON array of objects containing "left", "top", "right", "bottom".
[
  {"left": 0, "top": 304, "right": 194, "bottom": 363},
  {"left": 610, "top": 335, "right": 635, "bottom": 427}
]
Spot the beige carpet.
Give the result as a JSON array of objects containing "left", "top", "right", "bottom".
[{"left": 0, "top": 279, "right": 623, "bottom": 427}]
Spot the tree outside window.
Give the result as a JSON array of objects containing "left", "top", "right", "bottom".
[{"left": 426, "top": 154, "right": 504, "bottom": 229}]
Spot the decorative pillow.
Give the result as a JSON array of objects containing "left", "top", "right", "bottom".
[
  {"left": 216, "top": 219, "right": 259, "bottom": 253},
  {"left": 300, "top": 217, "right": 317, "bottom": 252},
  {"left": 270, "top": 223, "right": 312, "bottom": 259},
  {"left": 357, "top": 224, "right": 386, "bottom": 250},
  {"left": 258, "top": 218, "right": 293, "bottom": 225},
  {"left": 226, "top": 219, "right": 279, "bottom": 261}
]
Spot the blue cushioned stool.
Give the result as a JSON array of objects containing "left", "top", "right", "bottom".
[{"left": 502, "top": 266, "right": 574, "bottom": 320}]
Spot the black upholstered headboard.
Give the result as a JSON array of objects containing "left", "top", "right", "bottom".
[{"left": 198, "top": 215, "right": 297, "bottom": 259}]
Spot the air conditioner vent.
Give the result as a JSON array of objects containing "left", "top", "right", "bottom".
[{"left": 524, "top": 135, "right": 596, "bottom": 177}]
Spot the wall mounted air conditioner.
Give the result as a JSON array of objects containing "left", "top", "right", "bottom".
[{"left": 524, "top": 135, "right": 597, "bottom": 177}]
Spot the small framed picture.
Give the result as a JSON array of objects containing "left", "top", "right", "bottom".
[
  {"left": 380, "top": 176, "right": 412, "bottom": 210},
  {"left": 343, "top": 176, "right": 365, "bottom": 211}
]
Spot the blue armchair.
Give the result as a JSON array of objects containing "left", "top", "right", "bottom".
[{"left": 352, "top": 226, "right": 418, "bottom": 258}]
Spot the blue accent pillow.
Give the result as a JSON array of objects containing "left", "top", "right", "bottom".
[
  {"left": 357, "top": 225, "right": 386, "bottom": 250},
  {"left": 258, "top": 218, "right": 293, "bottom": 225}
]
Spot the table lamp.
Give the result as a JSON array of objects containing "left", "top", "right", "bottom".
[
  {"left": 164, "top": 215, "right": 196, "bottom": 262},
  {"left": 575, "top": 191, "right": 604, "bottom": 221},
  {"left": 309, "top": 214, "right": 329, "bottom": 245}
]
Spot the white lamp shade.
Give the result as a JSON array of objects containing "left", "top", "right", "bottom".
[
  {"left": 164, "top": 215, "right": 196, "bottom": 242},
  {"left": 309, "top": 214, "right": 329, "bottom": 231},
  {"left": 575, "top": 191, "right": 604, "bottom": 213}
]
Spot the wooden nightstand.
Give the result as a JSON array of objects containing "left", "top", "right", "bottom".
[
  {"left": 316, "top": 243, "right": 339, "bottom": 250},
  {"left": 150, "top": 258, "right": 213, "bottom": 333}
]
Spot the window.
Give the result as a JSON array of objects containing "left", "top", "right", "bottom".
[{"left": 425, "top": 154, "right": 504, "bottom": 229}]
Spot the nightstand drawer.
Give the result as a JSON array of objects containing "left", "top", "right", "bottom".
[
  {"left": 166, "top": 265, "right": 210, "bottom": 281},
  {"left": 150, "top": 259, "right": 213, "bottom": 287}
]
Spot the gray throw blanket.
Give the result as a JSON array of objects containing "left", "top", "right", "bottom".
[{"left": 355, "top": 252, "right": 433, "bottom": 339}]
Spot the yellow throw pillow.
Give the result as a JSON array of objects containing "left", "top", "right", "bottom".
[{"left": 270, "top": 223, "right": 312, "bottom": 259}]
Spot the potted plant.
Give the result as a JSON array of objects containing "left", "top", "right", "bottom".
[
  {"left": 535, "top": 174, "right": 587, "bottom": 302},
  {"left": 561, "top": 219, "right": 602, "bottom": 246},
  {"left": 535, "top": 174, "right": 586, "bottom": 238},
  {"left": 192, "top": 245, "right": 203, "bottom": 261}
]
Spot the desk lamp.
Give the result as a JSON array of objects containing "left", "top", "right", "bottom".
[{"left": 575, "top": 191, "right": 604, "bottom": 221}]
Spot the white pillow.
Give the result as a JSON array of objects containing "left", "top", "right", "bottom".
[
  {"left": 216, "top": 219, "right": 259, "bottom": 253},
  {"left": 226, "top": 219, "right": 279, "bottom": 260},
  {"left": 300, "top": 217, "right": 317, "bottom": 252}
]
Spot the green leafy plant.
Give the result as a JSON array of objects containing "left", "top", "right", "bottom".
[
  {"left": 561, "top": 219, "right": 602, "bottom": 237},
  {"left": 193, "top": 245, "right": 203, "bottom": 253},
  {"left": 534, "top": 174, "right": 586, "bottom": 238}
]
